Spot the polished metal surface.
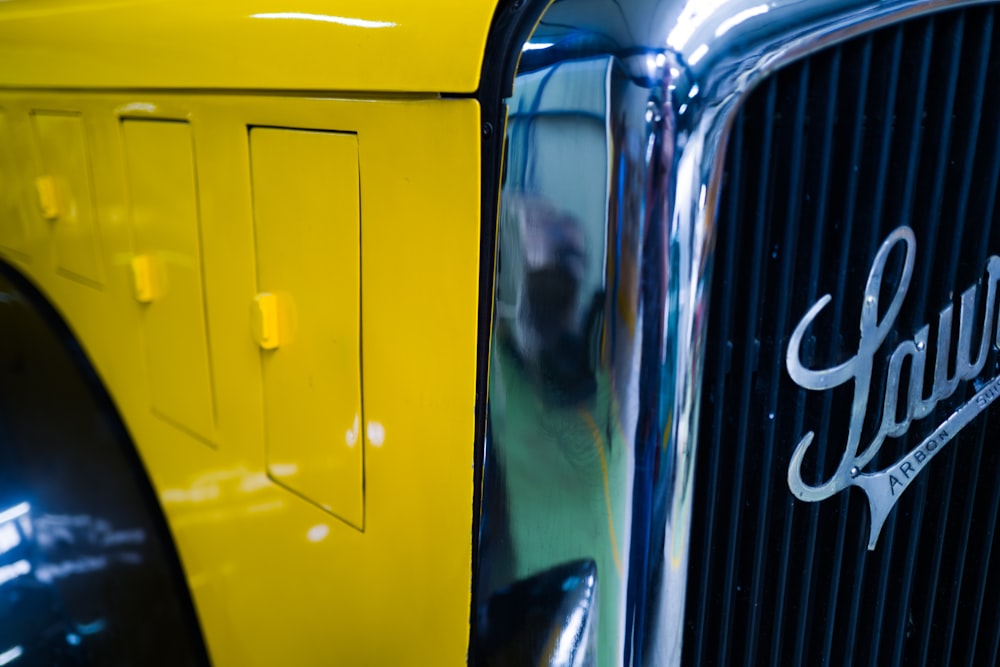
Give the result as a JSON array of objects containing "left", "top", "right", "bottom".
[
  {"left": 476, "top": 559, "right": 598, "bottom": 666},
  {"left": 478, "top": 0, "right": 998, "bottom": 664},
  {"left": 0, "top": 263, "right": 208, "bottom": 666},
  {"left": 788, "top": 226, "right": 1000, "bottom": 549}
]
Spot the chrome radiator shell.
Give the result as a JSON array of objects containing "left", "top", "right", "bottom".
[{"left": 475, "top": 1, "right": 998, "bottom": 664}]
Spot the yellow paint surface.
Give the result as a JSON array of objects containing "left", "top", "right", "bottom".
[
  {"left": 251, "top": 127, "right": 365, "bottom": 530},
  {"left": 123, "top": 119, "right": 216, "bottom": 442},
  {"left": 0, "top": 0, "right": 499, "bottom": 93},
  {"left": 0, "top": 91, "right": 483, "bottom": 666},
  {"left": 32, "top": 112, "right": 103, "bottom": 286},
  {"left": 0, "top": 110, "right": 31, "bottom": 256}
]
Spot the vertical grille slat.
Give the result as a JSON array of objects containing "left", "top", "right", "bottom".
[
  {"left": 896, "top": 22, "right": 935, "bottom": 234},
  {"left": 850, "top": 55, "right": 910, "bottom": 636},
  {"left": 684, "top": 6, "right": 1000, "bottom": 665},
  {"left": 767, "top": 60, "right": 815, "bottom": 667},
  {"left": 690, "top": 110, "right": 746, "bottom": 667},
  {"left": 964, "top": 466, "right": 997, "bottom": 663},
  {"left": 841, "top": 29, "right": 906, "bottom": 659},
  {"left": 788, "top": 49, "right": 842, "bottom": 667},
  {"left": 889, "top": 14, "right": 967, "bottom": 665},
  {"left": 864, "top": 26, "right": 905, "bottom": 252},
  {"left": 943, "top": 13, "right": 991, "bottom": 286},
  {"left": 743, "top": 60, "right": 810, "bottom": 667},
  {"left": 716, "top": 77, "right": 778, "bottom": 667},
  {"left": 820, "top": 36, "right": 875, "bottom": 667},
  {"left": 964, "top": 67, "right": 1000, "bottom": 659},
  {"left": 915, "top": 14, "right": 995, "bottom": 666},
  {"left": 988, "top": 539, "right": 1000, "bottom": 666},
  {"left": 885, "top": 18, "right": 956, "bottom": 667},
  {"left": 942, "top": 421, "right": 988, "bottom": 666}
]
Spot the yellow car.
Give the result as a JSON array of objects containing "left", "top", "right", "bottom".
[{"left": 1, "top": 0, "right": 999, "bottom": 665}]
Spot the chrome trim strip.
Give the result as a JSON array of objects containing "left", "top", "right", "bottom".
[{"left": 478, "top": 0, "right": 996, "bottom": 664}]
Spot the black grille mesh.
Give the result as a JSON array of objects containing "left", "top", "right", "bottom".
[{"left": 684, "top": 5, "right": 1000, "bottom": 666}]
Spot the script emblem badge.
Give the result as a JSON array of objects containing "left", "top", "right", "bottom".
[{"left": 786, "top": 226, "right": 1000, "bottom": 549}]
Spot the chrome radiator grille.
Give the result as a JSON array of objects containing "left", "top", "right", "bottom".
[{"left": 685, "top": 5, "right": 1000, "bottom": 665}]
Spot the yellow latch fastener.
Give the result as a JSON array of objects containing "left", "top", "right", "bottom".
[
  {"left": 131, "top": 255, "right": 158, "bottom": 303},
  {"left": 35, "top": 176, "right": 59, "bottom": 220},
  {"left": 252, "top": 293, "right": 281, "bottom": 350}
]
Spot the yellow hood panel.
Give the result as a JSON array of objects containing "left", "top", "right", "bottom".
[{"left": 0, "top": 0, "right": 500, "bottom": 93}]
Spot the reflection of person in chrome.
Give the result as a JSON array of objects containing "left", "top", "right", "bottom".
[
  {"left": 486, "top": 191, "right": 623, "bottom": 667},
  {"left": 497, "top": 192, "right": 601, "bottom": 404}
]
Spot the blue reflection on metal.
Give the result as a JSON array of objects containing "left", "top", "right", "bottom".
[{"left": 76, "top": 619, "right": 107, "bottom": 636}]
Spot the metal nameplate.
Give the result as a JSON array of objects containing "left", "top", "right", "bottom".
[{"left": 786, "top": 226, "right": 1000, "bottom": 549}]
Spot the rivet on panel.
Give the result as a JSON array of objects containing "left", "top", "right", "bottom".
[
  {"left": 35, "top": 176, "right": 59, "bottom": 220},
  {"left": 252, "top": 292, "right": 281, "bottom": 350}
]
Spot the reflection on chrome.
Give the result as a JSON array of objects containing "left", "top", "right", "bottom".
[
  {"left": 33, "top": 513, "right": 147, "bottom": 550},
  {"left": 0, "top": 646, "right": 23, "bottom": 666},
  {"left": 0, "top": 560, "right": 31, "bottom": 586},
  {"left": 35, "top": 556, "right": 109, "bottom": 584},
  {"left": 0, "top": 502, "right": 29, "bottom": 526},
  {"left": 476, "top": 560, "right": 597, "bottom": 666},
  {"left": 550, "top": 567, "right": 598, "bottom": 667},
  {"left": 480, "top": 18, "right": 689, "bottom": 659},
  {"left": 0, "top": 505, "right": 147, "bottom": 587},
  {"left": 0, "top": 524, "right": 19, "bottom": 555},
  {"left": 715, "top": 4, "right": 769, "bottom": 38},
  {"left": 477, "top": 0, "right": 957, "bottom": 663},
  {"left": 76, "top": 619, "right": 107, "bottom": 635},
  {"left": 30, "top": 553, "right": 141, "bottom": 584}
]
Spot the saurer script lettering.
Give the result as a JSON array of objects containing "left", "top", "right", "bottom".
[{"left": 786, "top": 226, "right": 1000, "bottom": 549}]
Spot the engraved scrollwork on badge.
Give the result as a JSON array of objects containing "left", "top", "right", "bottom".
[{"left": 786, "top": 226, "right": 1000, "bottom": 549}]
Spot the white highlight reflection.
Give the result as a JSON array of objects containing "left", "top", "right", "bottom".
[
  {"left": 688, "top": 43, "right": 709, "bottom": 66},
  {"left": 0, "top": 524, "right": 20, "bottom": 555},
  {"left": 0, "top": 560, "right": 30, "bottom": 586},
  {"left": 346, "top": 414, "right": 359, "bottom": 447},
  {"left": 715, "top": 4, "right": 769, "bottom": 37},
  {"left": 666, "top": 0, "right": 731, "bottom": 50},
  {"left": 367, "top": 421, "right": 385, "bottom": 447},
  {"left": 552, "top": 604, "right": 587, "bottom": 666},
  {"left": 119, "top": 102, "right": 157, "bottom": 114},
  {"left": 250, "top": 12, "right": 396, "bottom": 29},
  {"left": 0, "top": 502, "right": 29, "bottom": 525},
  {"left": 307, "top": 524, "right": 329, "bottom": 542},
  {"left": 34, "top": 556, "right": 108, "bottom": 584},
  {"left": 270, "top": 463, "right": 299, "bottom": 477},
  {"left": 0, "top": 646, "right": 23, "bottom": 666}
]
